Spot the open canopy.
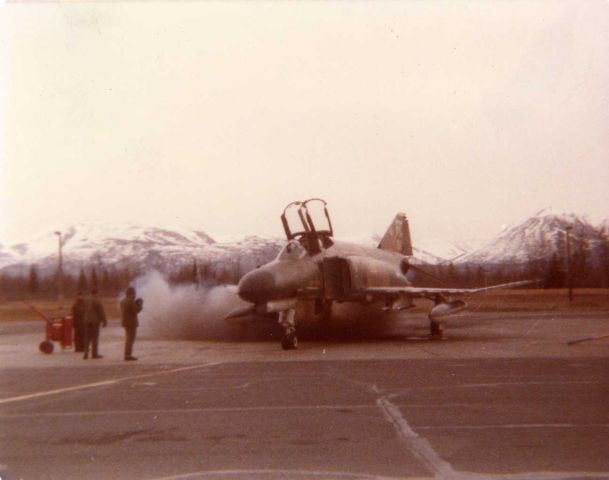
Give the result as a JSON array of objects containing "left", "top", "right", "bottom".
[{"left": 280, "top": 198, "right": 334, "bottom": 255}]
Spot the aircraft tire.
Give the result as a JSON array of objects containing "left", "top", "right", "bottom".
[
  {"left": 429, "top": 320, "right": 444, "bottom": 340},
  {"left": 281, "top": 333, "right": 298, "bottom": 350}
]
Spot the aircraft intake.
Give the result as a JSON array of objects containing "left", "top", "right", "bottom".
[{"left": 429, "top": 299, "right": 466, "bottom": 319}]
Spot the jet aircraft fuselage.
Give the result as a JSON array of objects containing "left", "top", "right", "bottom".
[
  {"left": 227, "top": 198, "right": 530, "bottom": 350},
  {"left": 238, "top": 240, "right": 410, "bottom": 305}
]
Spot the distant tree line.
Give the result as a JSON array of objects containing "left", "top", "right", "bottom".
[
  {"left": 522, "top": 223, "right": 609, "bottom": 288},
  {"left": 0, "top": 257, "right": 245, "bottom": 301},
  {"left": 0, "top": 264, "right": 139, "bottom": 301},
  {"left": 168, "top": 258, "right": 242, "bottom": 287},
  {"left": 2, "top": 226, "right": 608, "bottom": 300}
]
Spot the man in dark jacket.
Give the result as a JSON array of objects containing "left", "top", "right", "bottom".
[
  {"left": 83, "top": 287, "right": 107, "bottom": 359},
  {"left": 120, "top": 287, "right": 143, "bottom": 361},
  {"left": 71, "top": 291, "right": 86, "bottom": 352}
]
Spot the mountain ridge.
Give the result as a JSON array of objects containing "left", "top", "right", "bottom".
[
  {"left": 457, "top": 212, "right": 607, "bottom": 267},
  {"left": 1, "top": 213, "right": 607, "bottom": 278}
]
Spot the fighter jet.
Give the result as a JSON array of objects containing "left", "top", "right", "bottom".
[{"left": 226, "top": 198, "right": 530, "bottom": 349}]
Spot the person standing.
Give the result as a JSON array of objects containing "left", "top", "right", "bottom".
[
  {"left": 120, "top": 287, "right": 143, "bottom": 361},
  {"left": 71, "top": 291, "right": 86, "bottom": 352},
  {"left": 83, "top": 287, "right": 107, "bottom": 359}
]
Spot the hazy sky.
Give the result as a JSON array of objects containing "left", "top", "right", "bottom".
[{"left": 1, "top": 1, "right": 608, "bottom": 246}]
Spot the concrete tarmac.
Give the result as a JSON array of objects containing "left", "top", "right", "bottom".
[{"left": 1, "top": 311, "right": 608, "bottom": 480}]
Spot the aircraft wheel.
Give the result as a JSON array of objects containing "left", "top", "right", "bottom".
[
  {"left": 281, "top": 333, "right": 298, "bottom": 350},
  {"left": 429, "top": 320, "right": 443, "bottom": 340},
  {"left": 39, "top": 340, "right": 54, "bottom": 354}
]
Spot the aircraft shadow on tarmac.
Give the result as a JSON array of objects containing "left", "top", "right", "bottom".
[{"left": 217, "top": 314, "right": 521, "bottom": 344}]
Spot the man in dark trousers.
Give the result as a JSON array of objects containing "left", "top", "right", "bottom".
[
  {"left": 120, "top": 287, "right": 143, "bottom": 361},
  {"left": 83, "top": 287, "right": 107, "bottom": 359},
  {"left": 71, "top": 291, "right": 86, "bottom": 352}
]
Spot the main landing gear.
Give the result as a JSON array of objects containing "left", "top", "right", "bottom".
[
  {"left": 279, "top": 309, "right": 298, "bottom": 350},
  {"left": 429, "top": 318, "right": 444, "bottom": 340},
  {"left": 426, "top": 293, "right": 462, "bottom": 341}
]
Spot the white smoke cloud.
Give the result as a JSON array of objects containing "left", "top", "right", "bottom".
[
  {"left": 131, "top": 270, "right": 400, "bottom": 343},
  {"left": 134, "top": 270, "right": 253, "bottom": 340}
]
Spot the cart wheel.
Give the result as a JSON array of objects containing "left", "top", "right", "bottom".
[{"left": 39, "top": 340, "right": 54, "bottom": 354}]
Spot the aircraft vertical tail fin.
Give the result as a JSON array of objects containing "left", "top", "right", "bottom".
[{"left": 378, "top": 213, "right": 413, "bottom": 256}]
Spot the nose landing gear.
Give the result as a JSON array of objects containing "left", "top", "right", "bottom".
[{"left": 278, "top": 309, "right": 298, "bottom": 350}]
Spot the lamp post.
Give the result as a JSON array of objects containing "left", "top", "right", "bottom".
[
  {"left": 54, "top": 231, "right": 64, "bottom": 301},
  {"left": 565, "top": 226, "right": 573, "bottom": 303}
]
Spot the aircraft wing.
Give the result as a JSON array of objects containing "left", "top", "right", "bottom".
[{"left": 361, "top": 280, "right": 535, "bottom": 298}]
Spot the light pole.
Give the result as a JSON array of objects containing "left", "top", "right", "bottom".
[
  {"left": 565, "top": 226, "right": 573, "bottom": 303},
  {"left": 54, "top": 231, "right": 64, "bottom": 301}
]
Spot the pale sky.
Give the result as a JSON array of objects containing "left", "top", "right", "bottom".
[{"left": 1, "top": 1, "right": 608, "bottom": 246}]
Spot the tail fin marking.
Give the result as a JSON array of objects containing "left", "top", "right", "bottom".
[{"left": 378, "top": 213, "right": 413, "bottom": 256}]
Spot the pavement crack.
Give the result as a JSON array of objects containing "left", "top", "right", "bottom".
[{"left": 376, "top": 393, "right": 457, "bottom": 479}]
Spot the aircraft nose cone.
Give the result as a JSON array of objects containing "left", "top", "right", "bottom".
[{"left": 238, "top": 270, "right": 275, "bottom": 304}]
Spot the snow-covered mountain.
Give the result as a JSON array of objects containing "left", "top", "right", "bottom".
[
  {"left": 319, "top": 235, "right": 477, "bottom": 264},
  {"left": 1, "top": 213, "right": 606, "bottom": 279},
  {"left": 457, "top": 212, "right": 607, "bottom": 266},
  {"left": 413, "top": 238, "right": 485, "bottom": 264},
  {"left": 337, "top": 234, "right": 479, "bottom": 264},
  {"left": 0, "top": 222, "right": 466, "bottom": 277},
  {"left": 0, "top": 221, "right": 291, "bottom": 281},
  {"left": 0, "top": 243, "right": 18, "bottom": 270},
  {"left": 1, "top": 222, "right": 215, "bottom": 276},
  {"left": 198, "top": 236, "right": 285, "bottom": 280}
]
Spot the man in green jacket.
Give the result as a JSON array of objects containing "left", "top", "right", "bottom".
[
  {"left": 83, "top": 287, "right": 107, "bottom": 359},
  {"left": 71, "top": 291, "right": 86, "bottom": 352},
  {"left": 120, "top": 287, "right": 143, "bottom": 361}
]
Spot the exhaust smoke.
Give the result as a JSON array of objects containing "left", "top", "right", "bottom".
[
  {"left": 135, "top": 270, "right": 256, "bottom": 340},
  {"left": 133, "top": 270, "right": 401, "bottom": 342}
]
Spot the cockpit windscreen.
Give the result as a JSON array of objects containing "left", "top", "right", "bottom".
[{"left": 277, "top": 240, "right": 307, "bottom": 261}]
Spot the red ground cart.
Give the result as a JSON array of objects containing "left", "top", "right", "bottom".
[{"left": 29, "top": 305, "right": 74, "bottom": 354}]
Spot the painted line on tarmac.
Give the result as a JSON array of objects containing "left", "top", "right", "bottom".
[
  {"left": 416, "top": 423, "right": 609, "bottom": 430},
  {"left": 377, "top": 396, "right": 609, "bottom": 480},
  {"left": 0, "top": 404, "right": 376, "bottom": 418},
  {"left": 149, "top": 469, "right": 410, "bottom": 480},
  {"left": 376, "top": 395, "right": 456, "bottom": 479},
  {"left": 0, "top": 362, "right": 221, "bottom": 405},
  {"left": 465, "top": 472, "right": 609, "bottom": 480},
  {"left": 153, "top": 472, "right": 609, "bottom": 480},
  {"left": 392, "top": 381, "right": 599, "bottom": 393}
]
